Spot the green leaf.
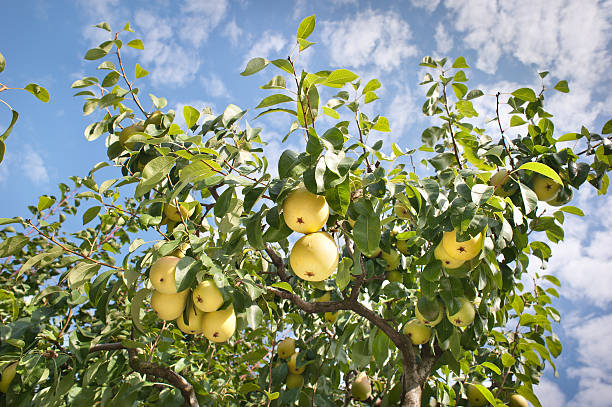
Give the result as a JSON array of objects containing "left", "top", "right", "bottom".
[
  {"left": 82, "top": 206, "right": 101, "bottom": 225},
  {"left": 472, "top": 384, "right": 495, "bottom": 405},
  {"left": 466, "top": 89, "right": 484, "bottom": 100},
  {"left": 131, "top": 288, "right": 151, "bottom": 334},
  {"left": 336, "top": 257, "right": 353, "bottom": 291},
  {"left": 261, "top": 75, "right": 287, "bottom": 90},
  {"left": 84, "top": 47, "right": 108, "bottom": 60},
  {"left": 24, "top": 84, "right": 50, "bottom": 102},
  {"left": 363, "top": 79, "right": 381, "bottom": 94},
  {"left": 558, "top": 206, "right": 584, "bottom": 216},
  {"left": 501, "top": 353, "right": 516, "bottom": 367},
  {"left": 517, "top": 162, "right": 562, "bottom": 185},
  {"left": 557, "top": 132, "right": 581, "bottom": 141},
  {"left": 323, "top": 69, "right": 358, "bottom": 87},
  {"left": 137, "top": 156, "right": 177, "bottom": 197},
  {"left": 94, "top": 22, "right": 111, "bottom": 32},
  {"left": 297, "top": 15, "right": 316, "bottom": 40},
  {"left": 512, "top": 87, "right": 537, "bottom": 102},
  {"left": 127, "top": 39, "right": 144, "bottom": 50},
  {"left": 0, "top": 235, "right": 29, "bottom": 257},
  {"left": 175, "top": 257, "right": 202, "bottom": 292},
  {"left": 602, "top": 119, "right": 612, "bottom": 135},
  {"left": 0, "top": 110, "right": 19, "bottom": 142},
  {"left": 37, "top": 196, "right": 56, "bottom": 211},
  {"left": 510, "top": 116, "right": 526, "bottom": 126},
  {"left": 519, "top": 182, "right": 538, "bottom": 214},
  {"left": 183, "top": 105, "right": 200, "bottom": 128},
  {"left": 270, "top": 282, "right": 293, "bottom": 293},
  {"left": 353, "top": 214, "right": 381, "bottom": 256},
  {"left": 135, "top": 63, "right": 149, "bottom": 78},
  {"left": 325, "top": 177, "right": 350, "bottom": 215},
  {"left": 480, "top": 362, "right": 501, "bottom": 375},
  {"left": 0, "top": 217, "right": 22, "bottom": 226},
  {"left": 451, "top": 83, "right": 467, "bottom": 99},
  {"left": 372, "top": 116, "right": 390, "bottom": 132},
  {"left": 241, "top": 57, "right": 269, "bottom": 76},
  {"left": 452, "top": 56, "right": 469, "bottom": 68},
  {"left": 553, "top": 80, "right": 569, "bottom": 93},
  {"left": 245, "top": 212, "right": 264, "bottom": 250},
  {"left": 271, "top": 59, "right": 294, "bottom": 74},
  {"left": 0, "top": 51, "right": 5, "bottom": 73},
  {"left": 101, "top": 71, "right": 120, "bottom": 88},
  {"left": 322, "top": 106, "right": 340, "bottom": 119},
  {"left": 256, "top": 94, "right": 294, "bottom": 108},
  {"left": 214, "top": 187, "right": 234, "bottom": 218},
  {"left": 364, "top": 91, "right": 379, "bottom": 104}
]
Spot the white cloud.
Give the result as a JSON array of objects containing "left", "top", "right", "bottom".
[
  {"left": 409, "top": 0, "right": 441, "bottom": 12},
  {"left": 178, "top": 0, "right": 229, "bottom": 47},
  {"left": 22, "top": 145, "right": 49, "bottom": 184},
  {"left": 245, "top": 31, "right": 288, "bottom": 61},
  {"left": 202, "top": 74, "right": 230, "bottom": 98},
  {"left": 222, "top": 18, "right": 243, "bottom": 47},
  {"left": 535, "top": 378, "right": 567, "bottom": 407},
  {"left": 564, "top": 313, "right": 612, "bottom": 407},
  {"left": 320, "top": 10, "right": 418, "bottom": 73},
  {"left": 387, "top": 82, "right": 420, "bottom": 144},
  {"left": 435, "top": 23, "right": 453, "bottom": 54}
]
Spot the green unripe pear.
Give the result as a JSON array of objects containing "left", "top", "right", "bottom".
[
  {"left": 466, "top": 384, "right": 487, "bottom": 407},
  {"left": 415, "top": 299, "right": 444, "bottom": 327},
  {"left": 277, "top": 338, "right": 295, "bottom": 359},
  {"left": 446, "top": 297, "right": 476, "bottom": 327},
  {"left": 119, "top": 123, "right": 145, "bottom": 150},
  {"left": 508, "top": 394, "right": 529, "bottom": 407},
  {"left": 287, "top": 352, "right": 305, "bottom": 374},
  {"left": 380, "top": 249, "right": 401, "bottom": 271},
  {"left": 403, "top": 319, "right": 432, "bottom": 345},
  {"left": 351, "top": 372, "right": 372, "bottom": 401},
  {"left": 286, "top": 373, "right": 304, "bottom": 389},
  {"left": 387, "top": 270, "right": 402, "bottom": 283},
  {"left": 0, "top": 362, "right": 17, "bottom": 393}
]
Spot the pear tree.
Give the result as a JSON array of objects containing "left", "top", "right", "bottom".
[{"left": 1, "top": 15, "right": 611, "bottom": 407}]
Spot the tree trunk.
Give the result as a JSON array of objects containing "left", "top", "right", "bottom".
[{"left": 401, "top": 371, "right": 423, "bottom": 407}]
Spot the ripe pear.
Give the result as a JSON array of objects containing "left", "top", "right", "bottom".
[
  {"left": 403, "top": 319, "right": 432, "bottom": 345},
  {"left": 176, "top": 305, "right": 205, "bottom": 335},
  {"left": 150, "top": 256, "right": 181, "bottom": 294},
  {"left": 394, "top": 202, "right": 413, "bottom": 220},
  {"left": 396, "top": 239, "right": 410, "bottom": 255},
  {"left": 387, "top": 270, "right": 402, "bottom": 283},
  {"left": 415, "top": 300, "right": 444, "bottom": 327},
  {"left": 290, "top": 232, "right": 339, "bottom": 281},
  {"left": 277, "top": 338, "right": 296, "bottom": 359},
  {"left": 0, "top": 362, "right": 17, "bottom": 393},
  {"left": 287, "top": 352, "right": 305, "bottom": 374},
  {"left": 533, "top": 174, "right": 561, "bottom": 202},
  {"left": 381, "top": 249, "right": 401, "bottom": 271},
  {"left": 325, "top": 311, "right": 340, "bottom": 323},
  {"left": 434, "top": 243, "right": 465, "bottom": 269},
  {"left": 119, "top": 123, "right": 144, "bottom": 150},
  {"left": 283, "top": 187, "right": 329, "bottom": 233},
  {"left": 193, "top": 280, "right": 224, "bottom": 312},
  {"left": 489, "top": 169, "right": 518, "bottom": 197},
  {"left": 351, "top": 372, "right": 372, "bottom": 401},
  {"left": 441, "top": 229, "right": 483, "bottom": 261},
  {"left": 202, "top": 305, "right": 236, "bottom": 343},
  {"left": 151, "top": 290, "right": 188, "bottom": 321},
  {"left": 466, "top": 384, "right": 488, "bottom": 407},
  {"left": 447, "top": 297, "right": 476, "bottom": 327},
  {"left": 286, "top": 372, "right": 304, "bottom": 389},
  {"left": 508, "top": 394, "right": 529, "bottom": 407},
  {"left": 170, "top": 242, "right": 190, "bottom": 258},
  {"left": 164, "top": 195, "right": 195, "bottom": 222}
]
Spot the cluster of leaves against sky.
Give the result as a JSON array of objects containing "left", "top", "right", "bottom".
[{"left": 0, "top": 15, "right": 611, "bottom": 407}]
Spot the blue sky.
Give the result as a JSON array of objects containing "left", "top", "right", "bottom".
[{"left": 1, "top": 1, "right": 611, "bottom": 405}]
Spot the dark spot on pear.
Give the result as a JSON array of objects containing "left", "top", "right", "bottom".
[
  {"left": 160, "top": 278, "right": 164, "bottom": 282},
  {"left": 213, "top": 332, "right": 219, "bottom": 337},
  {"left": 306, "top": 272, "right": 314, "bottom": 277},
  {"left": 297, "top": 217, "right": 304, "bottom": 224},
  {"left": 458, "top": 246, "right": 466, "bottom": 253},
  {"left": 197, "top": 296, "right": 203, "bottom": 303}
]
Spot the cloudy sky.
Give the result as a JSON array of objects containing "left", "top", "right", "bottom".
[{"left": 1, "top": 1, "right": 611, "bottom": 405}]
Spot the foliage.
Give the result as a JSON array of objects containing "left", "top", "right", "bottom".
[{"left": 1, "top": 15, "right": 611, "bottom": 407}]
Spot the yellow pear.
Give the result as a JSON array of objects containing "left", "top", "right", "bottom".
[
  {"left": 290, "top": 232, "right": 339, "bottom": 281},
  {"left": 164, "top": 195, "right": 195, "bottom": 222},
  {"left": 394, "top": 202, "right": 414, "bottom": 220},
  {"left": 508, "top": 394, "right": 529, "bottom": 407},
  {"left": 434, "top": 243, "right": 465, "bottom": 269},
  {"left": 286, "top": 373, "right": 304, "bottom": 389},
  {"left": 0, "top": 362, "right": 17, "bottom": 393},
  {"left": 415, "top": 300, "right": 444, "bottom": 327},
  {"left": 387, "top": 270, "right": 402, "bottom": 283},
  {"left": 325, "top": 311, "right": 340, "bottom": 323},
  {"left": 119, "top": 123, "right": 144, "bottom": 150},
  {"left": 192, "top": 280, "right": 224, "bottom": 312},
  {"left": 170, "top": 242, "right": 190, "bottom": 258},
  {"left": 447, "top": 297, "right": 476, "bottom": 327},
  {"left": 202, "top": 305, "right": 236, "bottom": 343},
  {"left": 351, "top": 372, "right": 372, "bottom": 401},
  {"left": 380, "top": 249, "right": 401, "bottom": 271},
  {"left": 277, "top": 338, "right": 296, "bottom": 359},
  {"left": 466, "top": 384, "right": 488, "bottom": 407},
  {"left": 403, "top": 319, "right": 432, "bottom": 345},
  {"left": 176, "top": 305, "right": 205, "bottom": 335},
  {"left": 151, "top": 290, "right": 188, "bottom": 321},
  {"left": 396, "top": 239, "right": 410, "bottom": 255},
  {"left": 489, "top": 169, "right": 518, "bottom": 197},
  {"left": 287, "top": 352, "right": 306, "bottom": 374},
  {"left": 150, "top": 256, "right": 181, "bottom": 294},
  {"left": 533, "top": 174, "right": 561, "bottom": 202},
  {"left": 283, "top": 187, "right": 329, "bottom": 233},
  {"left": 441, "top": 229, "right": 483, "bottom": 261}
]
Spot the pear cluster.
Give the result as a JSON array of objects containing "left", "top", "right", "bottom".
[
  {"left": 277, "top": 338, "right": 306, "bottom": 389},
  {"left": 284, "top": 187, "right": 339, "bottom": 282},
  {"left": 414, "top": 297, "right": 476, "bottom": 330},
  {"left": 434, "top": 229, "right": 483, "bottom": 270},
  {"left": 149, "top": 256, "right": 236, "bottom": 343}
]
